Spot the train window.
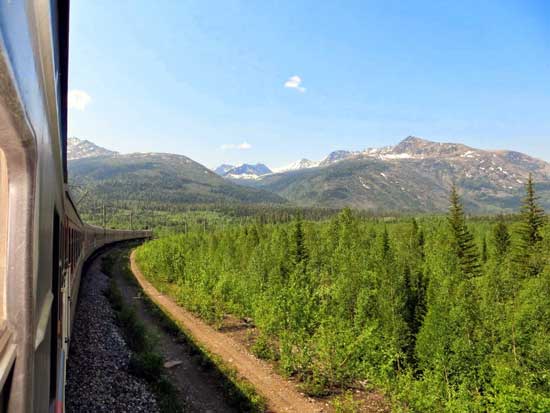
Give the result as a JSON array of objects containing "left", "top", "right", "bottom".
[{"left": 0, "top": 150, "right": 7, "bottom": 320}]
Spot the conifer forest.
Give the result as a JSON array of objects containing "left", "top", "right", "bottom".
[{"left": 135, "top": 177, "right": 550, "bottom": 412}]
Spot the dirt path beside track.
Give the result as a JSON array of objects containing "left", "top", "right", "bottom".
[
  {"left": 130, "top": 250, "right": 328, "bottom": 413},
  {"left": 114, "top": 249, "right": 238, "bottom": 413}
]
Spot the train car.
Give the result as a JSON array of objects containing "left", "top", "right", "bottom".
[{"left": 0, "top": 1, "right": 150, "bottom": 412}]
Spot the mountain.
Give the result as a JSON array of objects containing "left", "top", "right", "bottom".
[
  {"left": 222, "top": 163, "right": 272, "bottom": 180},
  {"left": 319, "top": 150, "right": 357, "bottom": 166},
  {"left": 274, "top": 159, "right": 320, "bottom": 173},
  {"left": 67, "top": 142, "right": 285, "bottom": 207},
  {"left": 214, "top": 164, "right": 234, "bottom": 176},
  {"left": 245, "top": 136, "right": 550, "bottom": 213},
  {"left": 67, "top": 137, "right": 118, "bottom": 160},
  {"left": 67, "top": 136, "right": 550, "bottom": 213}
]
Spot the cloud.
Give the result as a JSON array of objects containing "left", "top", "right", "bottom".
[
  {"left": 68, "top": 89, "right": 92, "bottom": 110},
  {"left": 220, "top": 142, "right": 252, "bottom": 150},
  {"left": 284, "top": 75, "right": 305, "bottom": 92}
]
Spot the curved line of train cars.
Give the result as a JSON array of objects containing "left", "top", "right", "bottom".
[{"left": 0, "top": 1, "right": 151, "bottom": 412}]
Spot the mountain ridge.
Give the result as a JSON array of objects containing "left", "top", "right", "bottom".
[
  {"left": 233, "top": 136, "right": 550, "bottom": 212},
  {"left": 69, "top": 136, "right": 550, "bottom": 213},
  {"left": 68, "top": 137, "right": 118, "bottom": 160},
  {"left": 67, "top": 142, "right": 286, "bottom": 206}
]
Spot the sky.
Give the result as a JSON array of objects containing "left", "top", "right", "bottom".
[{"left": 68, "top": 0, "right": 550, "bottom": 169}]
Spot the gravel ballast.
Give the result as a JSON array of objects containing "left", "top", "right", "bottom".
[{"left": 66, "top": 256, "right": 160, "bottom": 412}]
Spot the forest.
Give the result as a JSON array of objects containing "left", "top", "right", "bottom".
[{"left": 134, "top": 176, "right": 550, "bottom": 412}]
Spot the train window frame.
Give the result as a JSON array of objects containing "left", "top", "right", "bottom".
[{"left": 0, "top": 149, "right": 7, "bottom": 320}]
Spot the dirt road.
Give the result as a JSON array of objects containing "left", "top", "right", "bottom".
[
  {"left": 130, "top": 250, "right": 328, "bottom": 413},
  {"left": 114, "top": 249, "right": 238, "bottom": 413}
]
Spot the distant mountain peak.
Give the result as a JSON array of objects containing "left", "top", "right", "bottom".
[
  {"left": 395, "top": 135, "right": 430, "bottom": 148},
  {"left": 222, "top": 163, "right": 273, "bottom": 180},
  {"left": 390, "top": 136, "right": 471, "bottom": 158},
  {"left": 67, "top": 137, "right": 118, "bottom": 160},
  {"left": 319, "top": 150, "right": 357, "bottom": 166},
  {"left": 214, "top": 164, "right": 234, "bottom": 176},
  {"left": 274, "top": 158, "right": 319, "bottom": 173}
]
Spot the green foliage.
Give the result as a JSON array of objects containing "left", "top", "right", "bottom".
[
  {"left": 494, "top": 214, "right": 511, "bottom": 259},
  {"left": 129, "top": 352, "right": 164, "bottom": 382},
  {"left": 103, "top": 253, "right": 183, "bottom": 413},
  {"left": 134, "top": 183, "right": 550, "bottom": 411},
  {"left": 448, "top": 184, "right": 481, "bottom": 278},
  {"left": 518, "top": 174, "right": 546, "bottom": 248},
  {"left": 515, "top": 174, "right": 547, "bottom": 276}
]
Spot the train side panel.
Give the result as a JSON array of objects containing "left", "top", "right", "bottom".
[{"left": 0, "top": 1, "right": 151, "bottom": 412}]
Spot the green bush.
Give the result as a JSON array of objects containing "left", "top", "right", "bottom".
[
  {"left": 129, "top": 352, "right": 163, "bottom": 382},
  {"left": 134, "top": 184, "right": 550, "bottom": 411}
]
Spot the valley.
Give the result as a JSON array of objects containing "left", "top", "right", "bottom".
[
  {"left": 69, "top": 136, "right": 550, "bottom": 216},
  {"left": 66, "top": 136, "right": 550, "bottom": 412}
]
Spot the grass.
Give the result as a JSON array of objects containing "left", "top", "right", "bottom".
[
  {"left": 103, "top": 247, "right": 267, "bottom": 413},
  {"left": 102, "top": 251, "right": 183, "bottom": 413}
]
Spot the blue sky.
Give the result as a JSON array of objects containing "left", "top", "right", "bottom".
[{"left": 68, "top": 0, "right": 550, "bottom": 169}]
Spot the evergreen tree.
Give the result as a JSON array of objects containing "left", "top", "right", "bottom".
[
  {"left": 493, "top": 214, "right": 510, "bottom": 259},
  {"left": 517, "top": 174, "right": 546, "bottom": 249},
  {"left": 448, "top": 184, "right": 481, "bottom": 278},
  {"left": 410, "top": 218, "right": 425, "bottom": 259},
  {"left": 481, "top": 236, "right": 488, "bottom": 263},
  {"left": 515, "top": 174, "right": 546, "bottom": 276},
  {"left": 290, "top": 216, "right": 308, "bottom": 266},
  {"left": 381, "top": 226, "right": 391, "bottom": 258}
]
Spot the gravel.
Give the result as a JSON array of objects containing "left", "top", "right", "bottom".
[{"left": 66, "top": 257, "right": 160, "bottom": 413}]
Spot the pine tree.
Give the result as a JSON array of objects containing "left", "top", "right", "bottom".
[
  {"left": 515, "top": 174, "right": 546, "bottom": 276},
  {"left": 448, "top": 184, "right": 481, "bottom": 278},
  {"left": 410, "top": 218, "right": 425, "bottom": 259},
  {"left": 381, "top": 226, "right": 391, "bottom": 258},
  {"left": 291, "top": 215, "right": 308, "bottom": 266},
  {"left": 518, "top": 174, "right": 546, "bottom": 249},
  {"left": 493, "top": 214, "right": 510, "bottom": 259},
  {"left": 481, "top": 236, "right": 488, "bottom": 263}
]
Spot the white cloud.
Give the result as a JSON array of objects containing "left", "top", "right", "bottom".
[
  {"left": 284, "top": 75, "right": 305, "bottom": 93},
  {"left": 68, "top": 89, "right": 92, "bottom": 110},
  {"left": 220, "top": 142, "right": 252, "bottom": 150}
]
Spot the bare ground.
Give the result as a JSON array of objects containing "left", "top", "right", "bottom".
[
  {"left": 113, "top": 248, "right": 239, "bottom": 413},
  {"left": 130, "top": 250, "right": 329, "bottom": 413}
]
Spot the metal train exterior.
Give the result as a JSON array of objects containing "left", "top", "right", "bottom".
[{"left": 0, "top": 1, "right": 150, "bottom": 412}]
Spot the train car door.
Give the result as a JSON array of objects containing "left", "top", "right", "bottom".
[{"left": 49, "top": 211, "right": 63, "bottom": 412}]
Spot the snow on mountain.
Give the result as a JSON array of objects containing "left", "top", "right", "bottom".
[
  {"left": 319, "top": 150, "right": 358, "bottom": 166},
  {"left": 67, "top": 137, "right": 117, "bottom": 160},
  {"left": 214, "top": 164, "right": 234, "bottom": 176},
  {"left": 222, "top": 163, "right": 272, "bottom": 180},
  {"left": 274, "top": 159, "right": 320, "bottom": 173}
]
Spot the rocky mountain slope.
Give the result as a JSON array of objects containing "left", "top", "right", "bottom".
[
  {"left": 67, "top": 137, "right": 118, "bottom": 160},
  {"left": 243, "top": 137, "right": 550, "bottom": 213},
  {"left": 68, "top": 136, "right": 550, "bottom": 213}
]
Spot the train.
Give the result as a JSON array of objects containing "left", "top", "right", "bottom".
[{"left": 0, "top": 1, "right": 151, "bottom": 412}]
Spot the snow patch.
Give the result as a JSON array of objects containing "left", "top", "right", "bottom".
[
  {"left": 358, "top": 176, "right": 370, "bottom": 190},
  {"left": 461, "top": 150, "right": 476, "bottom": 158},
  {"left": 274, "top": 159, "right": 319, "bottom": 173},
  {"left": 226, "top": 173, "right": 261, "bottom": 180},
  {"left": 379, "top": 153, "right": 413, "bottom": 160}
]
